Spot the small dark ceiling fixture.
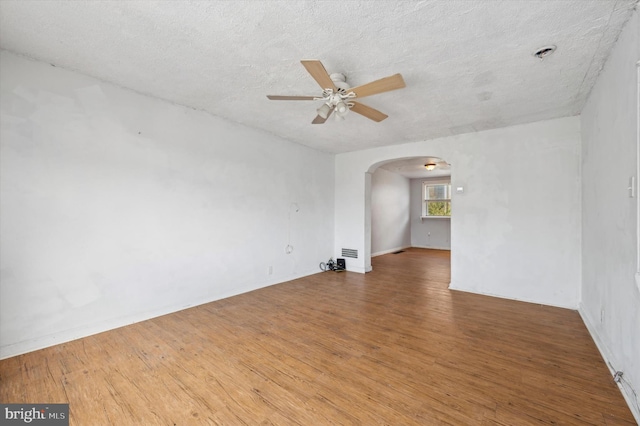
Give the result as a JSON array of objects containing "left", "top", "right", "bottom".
[{"left": 533, "top": 45, "right": 557, "bottom": 61}]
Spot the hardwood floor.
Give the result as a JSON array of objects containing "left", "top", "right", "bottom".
[{"left": 0, "top": 248, "right": 635, "bottom": 425}]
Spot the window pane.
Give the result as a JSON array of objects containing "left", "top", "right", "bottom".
[
  {"left": 425, "top": 184, "right": 450, "bottom": 200},
  {"left": 427, "top": 201, "right": 451, "bottom": 216}
]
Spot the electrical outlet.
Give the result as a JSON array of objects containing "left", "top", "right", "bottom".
[
  {"left": 614, "top": 371, "right": 624, "bottom": 383},
  {"left": 268, "top": 266, "right": 273, "bottom": 275},
  {"left": 600, "top": 309, "right": 605, "bottom": 323}
]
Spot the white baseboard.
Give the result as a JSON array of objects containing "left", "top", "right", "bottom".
[
  {"left": 411, "top": 244, "right": 451, "bottom": 251},
  {"left": 372, "top": 245, "right": 412, "bottom": 257},
  {"left": 579, "top": 303, "right": 640, "bottom": 424},
  {"left": 447, "top": 283, "right": 577, "bottom": 310},
  {"left": 345, "top": 265, "right": 369, "bottom": 273},
  {"left": 371, "top": 246, "right": 451, "bottom": 257},
  {"left": 0, "top": 268, "right": 322, "bottom": 360}
]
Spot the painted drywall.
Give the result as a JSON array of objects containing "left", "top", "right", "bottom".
[
  {"left": 335, "top": 117, "right": 582, "bottom": 308},
  {"left": 0, "top": 51, "right": 335, "bottom": 359},
  {"left": 410, "top": 177, "right": 451, "bottom": 250},
  {"left": 370, "top": 167, "right": 410, "bottom": 256},
  {"left": 579, "top": 9, "right": 640, "bottom": 422}
]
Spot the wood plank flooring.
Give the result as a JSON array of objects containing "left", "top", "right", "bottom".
[{"left": 0, "top": 248, "right": 635, "bottom": 425}]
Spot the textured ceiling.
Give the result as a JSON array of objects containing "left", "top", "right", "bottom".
[
  {"left": 379, "top": 157, "right": 451, "bottom": 179},
  {"left": 0, "top": 0, "right": 637, "bottom": 154}
]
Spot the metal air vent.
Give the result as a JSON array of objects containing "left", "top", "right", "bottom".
[{"left": 341, "top": 248, "right": 358, "bottom": 258}]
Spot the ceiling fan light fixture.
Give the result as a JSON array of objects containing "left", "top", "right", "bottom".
[
  {"left": 425, "top": 163, "right": 437, "bottom": 171},
  {"left": 335, "top": 100, "right": 349, "bottom": 116},
  {"left": 317, "top": 103, "right": 332, "bottom": 119}
]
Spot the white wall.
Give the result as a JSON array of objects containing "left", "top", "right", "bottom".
[
  {"left": 370, "top": 168, "right": 410, "bottom": 256},
  {"left": 335, "top": 117, "right": 582, "bottom": 307},
  {"left": 580, "top": 9, "right": 640, "bottom": 422},
  {"left": 410, "top": 177, "right": 451, "bottom": 250},
  {"left": 0, "top": 51, "right": 335, "bottom": 359}
]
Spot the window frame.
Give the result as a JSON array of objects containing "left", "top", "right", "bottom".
[{"left": 421, "top": 181, "right": 451, "bottom": 219}]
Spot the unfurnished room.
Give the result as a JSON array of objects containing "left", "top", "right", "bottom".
[{"left": 0, "top": 1, "right": 639, "bottom": 424}]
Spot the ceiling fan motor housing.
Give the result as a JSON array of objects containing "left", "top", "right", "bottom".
[
  {"left": 323, "top": 73, "right": 353, "bottom": 116},
  {"left": 330, "top": 73, "right": 350, "bottom": 91}
]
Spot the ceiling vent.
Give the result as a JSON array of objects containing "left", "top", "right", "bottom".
[{"left": 533, "top": 45, "right": 556, "bottom": 60}]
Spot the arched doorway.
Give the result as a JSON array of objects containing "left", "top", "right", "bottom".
[{"left": 366, "top": 156, "right": 452, "bottom": 272}]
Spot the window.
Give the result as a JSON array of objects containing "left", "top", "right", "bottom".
[{"left": 422, "top": 182, "right": 451, "bottom": 217}]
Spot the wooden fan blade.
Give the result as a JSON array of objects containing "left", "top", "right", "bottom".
[
  {"left": 267, "top": 95, "right": 317, "bottom": 100},
  {"left": 301, "top": 60, "right": 337, "bottom": 91},
  {"left": 348, "top": 73, "right": 406, "bottom": 98},
  {"left": 312, "top": 106, "right": 334, "bottom": 124},
  {"left": 350, "top": 102, "right": 388, "bottom": 122}
]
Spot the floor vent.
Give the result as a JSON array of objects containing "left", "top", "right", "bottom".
[
  {"left": 392, "top": 250, "right": 405, "bottom": 254},
  {"left": 341, "top": 248, "right": 358, "bottom": 258}
]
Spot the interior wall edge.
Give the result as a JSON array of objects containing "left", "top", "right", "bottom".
[
  {"left": 371, "top": 245, "right": 412, "bottom": 257},
  {"left": 578, "top": 303, "right": 640, "bottom": 424},
  {"left": 447, "top": 285, "right": 579, "bottom": 311},
  {"left": 409, "top": 245, "right": 451, "bottom": 251}
]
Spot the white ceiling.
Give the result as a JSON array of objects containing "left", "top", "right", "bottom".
[{"left": 0, "top": 1, "right": 637, "bottom": 154}]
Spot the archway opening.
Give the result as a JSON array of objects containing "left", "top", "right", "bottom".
[{"left": 367, "top": 156, "right": 452, "bottom": 272}]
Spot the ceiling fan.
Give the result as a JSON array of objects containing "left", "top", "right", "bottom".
[{"left": 267, "top": 60, "right": 406, "bottom": 124}]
